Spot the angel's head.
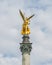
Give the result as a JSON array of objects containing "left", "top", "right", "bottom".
[{"left": 25, "top": 17, "right": 30, "bottom": 24}]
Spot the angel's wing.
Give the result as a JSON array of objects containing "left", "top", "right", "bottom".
[
  {"left": 19, "top": 10, "right": 25, "bottom": 22},
  {"left": 27, "top": 14, "right": 34, "bottom": 20}
]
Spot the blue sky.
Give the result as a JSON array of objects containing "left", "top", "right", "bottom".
[{"left": 0, "top": 0, "right": 52, "bottom": 65}]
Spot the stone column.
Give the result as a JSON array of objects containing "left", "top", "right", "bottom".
[
  {"left": 22, "top": 53, "right": 30, "bottom": 65},
  {"left": 20, "top": 35, "right": 32, "bottom": 65}
]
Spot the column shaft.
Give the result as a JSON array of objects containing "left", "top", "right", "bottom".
[{"left": 22, "top": 53, "right": 30, "bottom": 65}]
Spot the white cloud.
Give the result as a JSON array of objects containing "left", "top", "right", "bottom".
[
  {"left": 24, "top": 0, "right": 52, "bottom": 65},
  {"left": 38, "top": 0, "right": 52, "bottom": 6},
  {"left": 0, "top": 54, "right": 21, "bottom": 65},
  {"left": 0, "top": 0, "right": 24, "bottom": 57}
]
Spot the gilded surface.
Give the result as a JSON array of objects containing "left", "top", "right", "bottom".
[{"left": 19, "top": 10, "right": 34, "bottom": 35}]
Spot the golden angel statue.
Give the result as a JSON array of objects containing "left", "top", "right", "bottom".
[{"left": 19, "top": 10, "right": 34, "bottom": 35}]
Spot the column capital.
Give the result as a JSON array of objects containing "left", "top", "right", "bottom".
[
  {"left": 20, "top": 43, "right": 32, "bottom": 55},
  {"left": 20, "top": 35, "right": 32, "bottom": 55}
]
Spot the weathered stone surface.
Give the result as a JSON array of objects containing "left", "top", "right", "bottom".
[
  {"left": 20, "top": 43, "right": 32, "bottom": 55},
  {"left": 22, "top": 53, "right": 30, "bottom": 65},
  {"left": 22, "top": 35, "right": 30, "bottom": 43},
  {"left": 20, "top": 35, "right": 32, "bottom": 65}
]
